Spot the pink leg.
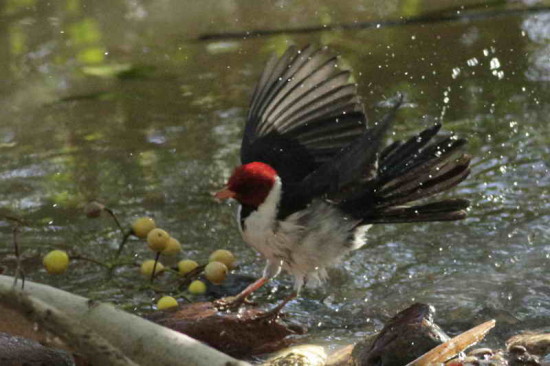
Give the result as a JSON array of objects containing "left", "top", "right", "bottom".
[
  {"left": 255, "top": 291, "right": 297, "bottom": 320},
  {"left": 214, "top": 277, "right": 269, "bottom": 310},
  {"left": 233, "top": 276, "right": 268, "bottom": 302}
]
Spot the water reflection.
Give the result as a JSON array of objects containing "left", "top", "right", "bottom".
[{"left": 0, "top": 0, "right": 549, "bottom": 348}]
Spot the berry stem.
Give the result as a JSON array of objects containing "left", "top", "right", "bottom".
[
  {"left": 150, "top": 252, "right": 161, "bottom": 283},
  {"left": 114, "top": 230, "right": 133, "bottom": 259},
  {"left": 104, "top": 207, "right": 125, "bottom": 235},
  {"left": 177, "top": 264, "right": 206, "bottom": 288},
  {"left": 169, "top": 291, "right": 193, "bottom": 303},
  {"left": 11, "top": 224, "right": 25, "bottom": 289},
  {"left": 71, "top": 254, "right": 110, "bottom": 268}
]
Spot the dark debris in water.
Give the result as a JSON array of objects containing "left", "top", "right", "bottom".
[
  {"left": 147, "top": 301, "right": 305, "bottom": 358},
  {"left": 350, "top": 303, "right": 450, "bottom": 366},
  {"left": 0, "top": 332, "right": 74, "bottom": 366}
]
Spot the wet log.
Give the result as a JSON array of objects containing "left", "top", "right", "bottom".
[
  {"left": 0, "top": 332, "right": 74, "bottom": 366},
  {"left": 0, "top": 275, "right": 250, "bottom": 366},
  {"left": 326, "top": 303, "right": 496, "bottom": 366},
  {"left": 261, "top": 344, "right": 327, "bottom": 366},
  {"left": 326, "top": 344, "right": 354, "bottom": 366},
  {"left": 0, "top": 303, "right": 65, "bottom": 348},
  {"left": 408, "top": 319, "right": 495, "bottom": 365},
  {"left": 351, "top": 303, "right": 450, "bottom": 366},
  {"left": 506, "top": 333, "right": 550, "bottom": 357},
  {"left": 148, "top": 301, "right": 305, "bottom": 358}
]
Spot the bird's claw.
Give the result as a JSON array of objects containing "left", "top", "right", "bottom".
[
  {"left": 252, "top": 306, "right": 285, "bottom": 321},
  {"left": 213, "top": 296, "right": 253, "bottom": 311}
]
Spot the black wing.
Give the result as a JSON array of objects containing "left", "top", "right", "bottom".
[
  {"left": 281, "top": 96, "right": 471, "bottom": 223},
  {"left": 242, "top": 45, "right": 470, "bottom": 223},
  {"left": 241, "top": 45, "right": 367, "bottom": 184}
]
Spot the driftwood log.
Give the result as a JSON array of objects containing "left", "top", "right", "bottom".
[{"left": 0, "top": 275, "right": 250, "bottom": 366}]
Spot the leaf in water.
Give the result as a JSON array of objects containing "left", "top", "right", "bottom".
[
  {"left": 58, "top": 91, "right": 118, "bottom": 103},
  {"left": 68, "top": 18, "right": 102, "bottom": 45},
  {"left": 116, "top": 65, "right": 156, "bottom": 80},
  {"left": 81, "top": 64, "right": 155, "bottom": 79},
  {"left": 406, "top": 319, "right": 496, "bottom": 366},
  {"left": 77, "top": 47, "right": 105, "bottom": 64},
  {"left": 82, "top": 64, "right": 132, "bottom": 77},
  {"left": 206, "top": 41, "right": 241, "bottom": 54},
  {"left": 83, "top": 132, "right": 105, "bottom": 142}
]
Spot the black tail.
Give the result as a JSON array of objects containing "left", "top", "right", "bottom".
[{"left": 340, "top": 123, "right": 471, "bottom": 224}]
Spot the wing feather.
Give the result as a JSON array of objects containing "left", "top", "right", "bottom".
[{"left": 241, "top": 45, "right": 367, "bottom": 179}]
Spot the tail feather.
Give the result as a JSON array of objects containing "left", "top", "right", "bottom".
[
  {"left": 380, "top": 140, "right": 403, "bottom": 161},
  {"left": 378, "top": 153, "right": 471, "bottom": 198},
  {"left": 377, "top": 161, "right": 470, "bottom": 208},
  {"left": 363, "top": 199, "right": 469, "bottom": 223},
  {"left": 380, "top": 123, "right": 442, "bottom": 175},
  {"left": 380, "top": 136, "right": 467, "bottom": 183},
  {"left": 339, "top": 122, "right": 471, "bottom": 225}
]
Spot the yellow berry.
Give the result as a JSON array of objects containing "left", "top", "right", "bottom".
[
  {"left": 162, "top": 237, "right": 182, "bottom": 255},
  {"left": 178, "top": 259, "right": 199, "bottom": 275},
  {"left": 188, "top": 280, "right": 207, "bottom": 294},
  {"left": 132, "top": 217, "right": 156, "bottom": 238},
  {"left": 43, "top": 250, "right": 70, "bottom": 274},
  {"left": 157, "top": 296, "right": 178, "bottom": 310},
  {"left": 140, "top": 259, "right": 165, "bottom": 276},
  {"left": 204, "top": 261, "right": 228, "bottom": 285},
  {"left": 208, "top": 249, "right": 235, "bottom": 269},
  {"left": 147, "top": 228, "right": 170, "bottom": 252}
]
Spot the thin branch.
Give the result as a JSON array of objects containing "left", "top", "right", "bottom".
[
  {"left": 71, "top": 254, "right": 110, "bottom": 269},
  {"left": 104, "top": 207, "right": 125, "bottom": 236},
  {"left": 115, "top": 230, "right": 133, "bottom": 259},
  {"left": 197, "top": 5, "right": 550, "bottom": 41},
  {"left": 11, "top": 224, "right": 25, "bottom": 289},
  {"left": 177, "top": 264, "right": 207, "bottom": 288},
  {"left": 150, "top": 252, "right": 161, "bottom": 283}
]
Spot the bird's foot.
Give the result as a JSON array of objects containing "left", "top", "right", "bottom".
[
  {"left": 214, "top": 276, "right": 268, "bottom": 311},
  {"left": 213, "top": 295, "right": 255, "bottom": 311},
  {"left": 253, "top": 292, "right": 297, "bottom": 321}
]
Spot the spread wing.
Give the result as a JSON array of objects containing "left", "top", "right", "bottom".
[
  {"left": 241, "top": 45, "right": 367, "bottom": 184},
  {"left": 241, "top": 45, "right": 470, "bottom": 222}
]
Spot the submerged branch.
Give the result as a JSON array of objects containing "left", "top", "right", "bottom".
[
  {"left": 12, "top": 224, "right": 25, "bottom": 289},
  {"left": 197, "top": 5, "right": 550, "bottom": 41}
]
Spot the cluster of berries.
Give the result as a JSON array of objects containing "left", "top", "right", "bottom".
[{"left": 42, "top": 210, "right": 236, "bottom": 311}]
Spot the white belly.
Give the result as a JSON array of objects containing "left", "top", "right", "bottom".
[{"left": 235, "top": 178, "right": 370, "bottom": 290}]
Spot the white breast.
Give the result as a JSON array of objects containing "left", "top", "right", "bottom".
[
  {"left": 237, "top": 177, "right": 371, "bottom": 291},
  {"left": 239, "top": 177, "right": 285, "bottom": 259}
]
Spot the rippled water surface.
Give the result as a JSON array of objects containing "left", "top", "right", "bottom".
[{"left": 1, "top": 0, "right": 549, "bottom": 352}]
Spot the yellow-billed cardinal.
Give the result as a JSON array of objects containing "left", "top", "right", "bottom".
[{"left": 214, "top": 45, "right": 471, "bottom": 310}]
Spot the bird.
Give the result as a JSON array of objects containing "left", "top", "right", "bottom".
[{"left": 214, "top": 44, "right": 471, "bottom": 311}]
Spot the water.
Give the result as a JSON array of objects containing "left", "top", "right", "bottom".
[{"left": 0, "top": 0, "right": 549, "bottom": 354}]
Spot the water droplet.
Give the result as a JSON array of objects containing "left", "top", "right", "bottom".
[
  {"left": 467, "top": 57, "right": 479, "bottom": 67},
  {"left": 451, "top": 67, "right": 461, "bottom": 79}
]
